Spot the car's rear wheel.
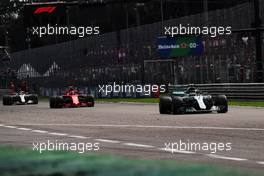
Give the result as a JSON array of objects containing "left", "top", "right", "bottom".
[
  {"left": 159, "top": 96, "right": 172, "bottom": 114},
  {"left": 50, "top": 97, "right": 63, "bottom": 108},
  {"left": 31, "top": 95, "right": 38, "bottom": 104},
  {"left": 172, "top": 97, "right": 185, "bottom": 114},
  {"left": 214, "top": 95, "right": 228, "bottom": 113},
  {"left": 3, "top": 96, "right": 13, "bottom": 105},
  {"left": 49, "top": 97, "right": 56, "bottom": 108},
  {"left": 86, "top": 96, "right": 94, "bottom": 107}
]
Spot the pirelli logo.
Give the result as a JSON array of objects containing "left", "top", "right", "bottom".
[{"left": 34, "top": 6, "right": 57, "bottom": 14}]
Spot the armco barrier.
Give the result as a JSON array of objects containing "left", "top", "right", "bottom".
[
  {"left": 0, "top": 89, "right": 8, "bottom": 98},
  {"left": 169, "top": 83, "right": 264, "bottom": 100},
  {"left": 39, "top": 87, "right": 151, "bottom": 98},
  {"left": 5, "top": 83, "right": 262, "bottom": 100}
]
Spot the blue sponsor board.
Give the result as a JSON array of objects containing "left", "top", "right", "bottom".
[{"left": 157, "top": 36, "right": 204, "bottom": 57}]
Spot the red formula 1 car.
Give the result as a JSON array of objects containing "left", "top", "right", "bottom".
[{"left": 49, "top": 87, "right": 94, "bottom": 108}]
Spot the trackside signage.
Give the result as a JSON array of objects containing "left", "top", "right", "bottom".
[{"left": 156, "top": 36, "right": 204, "bottom": 57}]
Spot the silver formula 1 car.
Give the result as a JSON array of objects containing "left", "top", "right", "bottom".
[
  {"left": 159, "top": 85, "right": 228, "bottom": 114},
  {"left": 2, "top": 91, "right": 38, "bottom": 105}
]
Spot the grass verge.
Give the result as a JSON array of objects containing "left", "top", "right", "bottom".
[
  {"left": 0, "top": 145, "right": 262, "bottom": 176},
  {"left": 96, "top": 98, "right": 264, "bottom": 107},
  {"left": 228, "top": 101, "right": 264, "bottom": 107}
]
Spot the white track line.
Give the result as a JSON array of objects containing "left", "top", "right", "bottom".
[
  {"left": 0, "top": 124, "right": 261, "bottom": 165},
  {"left": 17, "top": 127, "right": 32, "bottom": 131},
  {"left": 68, "top": 135, "right": 89, "bottom": 139},
  {"left": 8, "top": 124, "right": 264, "bottom": 131},
  {"left": 123, "top": 143, "right": 155, "bottom": 148},
  {"left": 48, "top": 132, "right": 68, "bottom": 136},
  {"left": 159, "top": 148, "right": 196, "bottom": 154},
  {"left": 31, "top": 130, "right": 48, "bottom": 134},
  {"left": 207, "top": 154, "right": 248, "bottom": 161},
  {"left": 95, "top": 139, "right": 121, "bottom": 144},
  {"left": 256, "top": 161, "right": 264, "bottom": 165},
  {"left": 4, "top": 125, "right": 17, "bottom": 129}
]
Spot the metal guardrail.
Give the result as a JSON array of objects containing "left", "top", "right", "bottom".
[
  {"left": 0, "top": 89, "right": 8, "bottom": 98},
  {"left": 169, "top": 83, "right": 264, "bottom": 100},
  {"left": 2, "top": 83, "right": 264, "bottom": 100},
  {"left": 39, "top": 87, "right": 151, "bottom": 98}
]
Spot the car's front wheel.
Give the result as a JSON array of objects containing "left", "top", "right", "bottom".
[
  {"left": 3, "top": 96, "right": 13, "bottom": 105},
  {"left": 172, "top": 97, "right": 185, "bottom": 114},
  {"left": 31, "top": 95, "right": 38, "bottom": 104},
  {"left": 214, "top": 95, "right": 228, "bottom": 113},
  {"left": 159, "top": 96, "right": 172, "bottom": 114},
  {"left": 50, "top": 97, "right": 63, "bottom": 108},
  {"left": 86, "top": 95, "right": 94, "bottom": 107}
]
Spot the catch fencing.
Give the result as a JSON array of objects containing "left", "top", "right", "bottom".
[{"left": 169, "top": 83, "right": 264, "bottom": 100}]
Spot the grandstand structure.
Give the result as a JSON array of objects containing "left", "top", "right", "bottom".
[{"left": 8, "top": 0, "right": 264, "bottom": 88}]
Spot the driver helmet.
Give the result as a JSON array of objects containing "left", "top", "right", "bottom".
[
  {"left": 68, "top": 86, "right": 74, "bottom": 91},
  {"left": 186, "top": 84, "right": 196, "bottom": 93}
]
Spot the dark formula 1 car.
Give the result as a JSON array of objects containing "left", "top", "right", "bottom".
[
  {"left": 2, "top": 92, "right": 38, "bottom": 105},
  {"left": 159, "top": 86, "right": 228, "bottom": 114},
  {"left": 49, "top": 87, "right": 94, "bottom": 108}
]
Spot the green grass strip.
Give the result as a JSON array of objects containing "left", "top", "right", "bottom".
[
  {"left": 0, "top": 145, "right": 262, "bottom": 176},
  {"left": 228, "top": 101, "right": 264, "bottom": 107},
  {"left": 96, "top": 98, "right": 264, "bottom": 107}
]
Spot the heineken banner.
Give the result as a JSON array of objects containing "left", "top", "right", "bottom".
[{"left": 156, "top": 35, "right": 204, "bottom": 57}]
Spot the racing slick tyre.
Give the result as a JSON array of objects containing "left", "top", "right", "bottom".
[
  {"left": 159, "top": 96, "right": 172, "bottom": 114},
  {"left": 50, "top": 97, "right": 63, "bottom": 108},
  {"left": 31, "top": 95, "right": 38, "bottom": 104},
  {"left": 87, "top": 96, "right": 94, "bottom": 107},
  {"left": 2, "top": 96, "right": 13, "bottom": 105},
  {"left": 172, "top": 97, "right": 185, "bottom": 114},
  {"left": 49, "top": 97, "right": 56, "bottom": 108},
  {"left": 214, "top": 95, "right": 228, "bottom": 113},
  {"left": 85, "top": 96, "right": 94, "bottom": 107}
]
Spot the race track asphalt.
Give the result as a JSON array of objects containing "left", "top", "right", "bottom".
[{"left": 0, "top": 101, "right": 264, "bottom": 171}]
